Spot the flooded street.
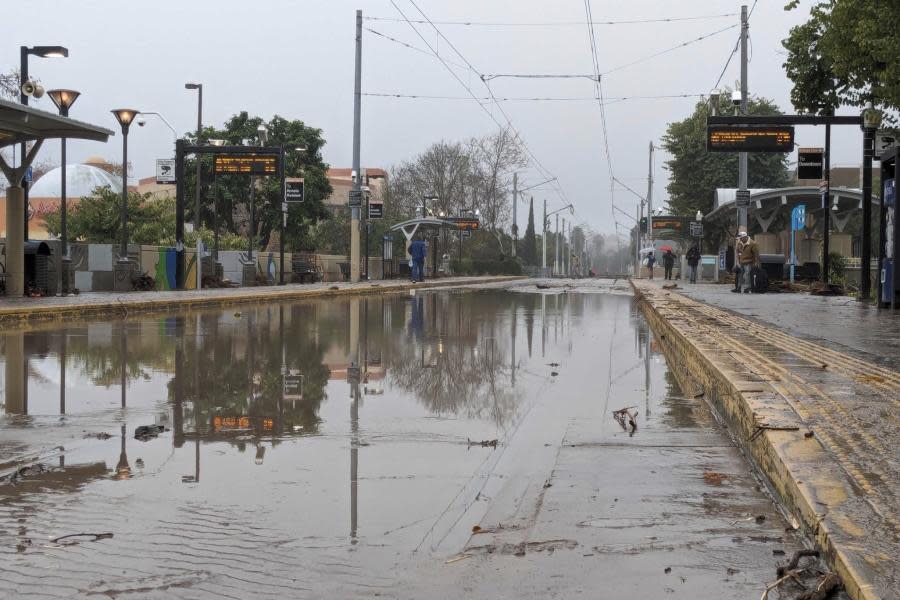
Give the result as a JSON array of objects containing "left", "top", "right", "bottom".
[{"left": 1, "top": 280, "right": 816, "bottom": 599}]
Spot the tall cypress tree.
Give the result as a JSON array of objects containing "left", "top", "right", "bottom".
[{"left": 522, "top": 197, "right": 537, "bottom": 265}]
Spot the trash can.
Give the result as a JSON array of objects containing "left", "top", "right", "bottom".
[
  {"left": 759, "top": 253, "right": 786, "bottom": 282},
  {"left": 24, "top": 241, "right": 52, "bottom": 295}
]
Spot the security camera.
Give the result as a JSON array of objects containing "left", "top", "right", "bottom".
[
  {"left": 731, "top": 90, "right": 742, "bottom": 106},
  {"left": 137, "top": 116, "right": 146, "bottom": 127}
]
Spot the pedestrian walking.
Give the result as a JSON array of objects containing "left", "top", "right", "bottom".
[
  {"left": 409, "top": 237, "right": 427, "bottom": 282},
  {"left": 734, "top": 230, "right": 759, "bottom": 293},
  {"left": 663, "top": 250, "right": 676, "bottom": 280},
  {"left": 646, "top": 251, "right": 656, "bottom": 279},
  {"left": 686, "top": 244, "right": 701, "bottom": 284}
]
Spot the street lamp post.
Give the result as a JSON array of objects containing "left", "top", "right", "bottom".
[
  {"left": 248, "top": 125, "right": 269, "bottom": 264},
  {"left": 47, "top": 89, "right": 80, "bottom": 295},
  {"left": 860, "top": 102, "right": 882, "bottom": 301},
  {"left": 111, "top": 108, "right": 139, "bottom": 291},
  {"left": 185, "top": 83, "right": 203, "bottom": 231},
  {"left": 20, "top": 45, "right": 68, "bottom": 240},
  {"left": 208, "top": 139, "right": 226, "bottom": 263}
]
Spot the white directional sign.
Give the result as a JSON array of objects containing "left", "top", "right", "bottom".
[
  {"left": 156, "top": 159, "right": 176, "bottom": 184},
  {"left": 875, "top": 130, "right": 897, "bottom": 161}
]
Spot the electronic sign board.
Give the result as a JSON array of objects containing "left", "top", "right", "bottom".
[
  {"left": 214, "top": 155, "right": 278, "bottom": 175},
  {"left": 707, "top": 126, "right": 794, "bottom": 152}
]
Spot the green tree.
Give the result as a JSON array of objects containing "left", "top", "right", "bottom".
[
  {"left": 661, "top": 97, "right": 790, "bottom": 218},
  {"left": 521, "top": 197, "right": 537, "bottom": 265},
  {"left": 183, "top": 112, "right": 333, "bottom": 252},
  {"left": 783, "top": 1, "right": 900, "bottom": 121}
]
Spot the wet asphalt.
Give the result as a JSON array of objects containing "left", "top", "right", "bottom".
[{"left": 0, "top": 279, "right": 837, "bottom": 599}]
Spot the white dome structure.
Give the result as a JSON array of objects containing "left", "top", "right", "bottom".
[{"left": 29, "top": 163, "right": 122, "bottom": 197}]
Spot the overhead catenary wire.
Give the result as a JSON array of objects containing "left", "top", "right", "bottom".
[
  {"left": 393, "top": 0, "right": 571, "bottom": 206},
  {"left": 362, "top": 91, "right": 708, "bottom": 103},
  {"left": 362, "top": 13, "right": 738, "bottom": 27}
]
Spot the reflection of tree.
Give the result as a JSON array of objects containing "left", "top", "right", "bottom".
[
  {"left": 170, "top": 304, "right": 331, "bottom": 438},
  {"left": 383, "top": 292, "right": 521, "bottom": 427}
]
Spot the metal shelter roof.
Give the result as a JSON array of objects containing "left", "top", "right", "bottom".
[
  {"left": 0, "top": 97, "right": 114, "bottom": 149},
  {"left": 389, "top": 217, "right": 459, "bottom": 232},
  {"left": 706, "top": 186, "right": 877, "bottom": 222}
]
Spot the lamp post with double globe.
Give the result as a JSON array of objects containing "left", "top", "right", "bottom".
[
  {"left": 47, "top": 89, "right": 80, "bottom": 294},
  {"left": 111, "top": 108, "right": 139, "bottom": 290}
]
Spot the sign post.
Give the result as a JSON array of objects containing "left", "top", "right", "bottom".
[
  {"left": 284, "top": 178, "right": 305, "bottom": 203},
  {"left": 797, "top": 148, "right": 824, "bottom": 179},
  {"left": 156, "top": 159, "right": 176, "bottom": 184},
  {"left": 790, "top": 204, "right": 806, "bottom": 283}
]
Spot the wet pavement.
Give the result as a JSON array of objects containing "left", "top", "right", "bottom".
[
  {"left": 1, "top": 280, "right": 833, "bottom": 599},
  {"left": 672, "top": 282, "right": 900, "bottom": 372}
]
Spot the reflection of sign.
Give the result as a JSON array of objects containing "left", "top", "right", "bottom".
[
  {"left": 791, "top": 204, "right": 806, "bottom": 231},
  {"left": 285, "top": 178, "right": 304, "bottom": 202},
  {"left": 214, "top": 155, "right": 278, "bottom": 175},
  {"left": 348, "top": 189, "right": 363, "bottom": 207},
  {"left": 368, "top": 200, "right": 383, "bottom": 219},
  {"left": 735, "top": 189, "right": 751, "bottom": 208},
  {"left": 707, "top": 125, "right": 794, "bottom": 152},
  {"left": 719, "top": 250, "right": 726, "bottom": 269},
  {"left": 875, "top": 131, "right": 897, "bottom": 160},
  {"left": 156, "top": 159, "right": 176, "bottom": 184},
  {"left": 212, "top": 416, "right": 274, "bottom": 431},
  {"left": 347, "top": 365, "right": 361, "bottom": 385},
  {"left": 24, "top": 166, "right": 33, "bottom": 183},
  {"left": 461, "top": 230, "right": 472, "bottom": 239},
  {"left": 797, "top": 148, "right": 824, "bottom": 179},
  {"left": 283, "top": 374, "right": 303, "bottom": 400}
]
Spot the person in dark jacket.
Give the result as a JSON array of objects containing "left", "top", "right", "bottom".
[
  {"left": 662, "top": 250, "right": 676, "bottom": 280},
  {"left": 409, "top": 238, "right": 427, "bottom": 282},
  {"left": 686, "top": 244, "right": 701, "bottom": 283},
  {"left": 646, "top": 252, "right": 656, "bottom": 279}
]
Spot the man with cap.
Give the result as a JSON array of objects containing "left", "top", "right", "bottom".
[{"left": 735, "top": 229, "right": 759, "bottom": 293}]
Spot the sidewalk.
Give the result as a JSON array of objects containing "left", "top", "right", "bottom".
[
  {"left": 633, "top": 280, "right": 899, "bottom": 600},
  {"left": 0, "top": 275, "right": 525, "bottom": 324}
]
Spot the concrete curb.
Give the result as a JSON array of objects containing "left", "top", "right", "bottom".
[
  {"left": 631, "top": 280, "right": 889, "bottom": 600},
  {"left": 0, "top": 276, "right": 527, "bottom": 325}
]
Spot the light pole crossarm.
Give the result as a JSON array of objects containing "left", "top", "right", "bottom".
[
  {"left": 518, "top": 177, "right": 557, "bottom": 194},
  {"left": 138, "top": 112, "right": 178, "bottom": 140}
]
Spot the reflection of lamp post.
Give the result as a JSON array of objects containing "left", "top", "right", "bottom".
[
  {"left": 111, "top": 109, "right": 139, "bottom": 286},
  {"left": 20, "top": 45, "right": 68, "bottom": 240},
  {"left": 47, "top": 89, "right": 80, "bottom": 295},
  {"left": 115, "top": 424, "right": 131, "bottom": 480}
]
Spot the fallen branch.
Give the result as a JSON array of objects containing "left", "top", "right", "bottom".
[
  {"left": 49, "top": 532, "right": 114, "bottom": 545},
  {"left": 777, "top": 549, "right": 819, "bottom": 577},
  {"left": 760, "top": 569, "right": 806, "bottom": 600},
  {"left": 794, "top": 572, "right": 841, "bottom": 600}
]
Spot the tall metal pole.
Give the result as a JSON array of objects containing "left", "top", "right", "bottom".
[
  {"left": 822, "top": 121, "right": 831, "bottom": 282},
  {"left": 737, "top": 4, "right": 749, "bottom": 231},
  {"left": 350, "top": 9, "right": 363, "bottom": 283},
  {"left": 280, "top": 145, "right": 286, "bottom": 285},
  {"left": 542, "top": 199, "right": 547, "bottom": 272},
  {"left": 175, "top": 140, "right": 186, "bottom": 289},
  {"left": 861, "top": 123, "right": 875, "bottom": 300},
  {"left": 635, "top": 205, "right": 641, "bottom": 275},
  {"left": 562, "top": 218, "right": 567, "bottom": 276},
  {"left": 248, "top": 179, "right": 255, "bottom": 261},
  {"left": 212, "top": 170, "right": 219, "bottom": 261},
  {"left": 120, "top": 130, "right": 129, "bottom": 258},
  {"left": 194, "top": 85, "right": 203, "bottom": 230},
  {"left": 511, "top": 172, "right": 518, "bottom": 258},
  {"left": 647, "top": 142, "right": 654, "bottom": 244},
  {"left": 20, "top": 47, "right": 29, "bottom": 241},
  {"left": 555, "top": 213, "right": 560, "bottom": 276}
]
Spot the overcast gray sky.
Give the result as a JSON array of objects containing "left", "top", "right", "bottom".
[{"left": 4, "top": 0, "right": 862, "bottom": 234}]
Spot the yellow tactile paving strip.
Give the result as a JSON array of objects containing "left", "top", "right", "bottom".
[{"left": 634, "top": 281, "right": 899, "bottom": 600}]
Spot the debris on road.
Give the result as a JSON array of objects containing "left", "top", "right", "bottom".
[
  {"left": 612, "top": 407, "right": 638, "bottom": 433},
  {"left": 662, "top": 283, "right": 679, "bottom": 290},
  {"left": 551, "top": 371, "right": 559, "bottom": 377},
  {"left": 703, "top": 471, "right": 728, "bottom": 485},
  {"left": 134, "top": 425, "right": 167, "bottom": 441},
  {"left": 445, "top": 554, "right": 472, "bottom": 564},
  {"left": 49, "top": 532, "right": 113, "bottom": 546},
  {"left": 83, "top": 432, "right": 112, "bottom": 440},
  {"left": 2, "top": 463, "right": 48, "bottom": 484},
  {"left": 777, "top": 549, "right": 819, "bottom": 578},
  {"left": 794, "top": 573, "right": 841, "bottom": 600},
  {"left": 467, "top": 438, "right": 498, "bottom": 448}
]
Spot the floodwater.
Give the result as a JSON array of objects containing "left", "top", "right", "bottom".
[{"left": 1, "top": 280, "right": 830, "bottom": 599}]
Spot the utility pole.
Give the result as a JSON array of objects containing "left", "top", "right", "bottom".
[
  {"left": 511, "top": 172, "right": 518, "bottom": 258},
  {"left": 562, "top": 218, "right": 567, "bottom": 276},
  {"left": 647, "top": 141, "right": 654, "bottom": 246},
  {"left": 737, "top": 4, "right": 749, "bottom": 232},
  {"left": 542, "top": 199, "right": 547, "bottom": 273},
  {"left": 193, "top": 85, "right": 203, "bottom": 231},
  {"left": 350, "top": 9, "right": 363, "bottom": 283},
  {"left": 555, "top": 213, "right": 560, "bottom": 276},
  {"left": 822, "top": 120, "right": 831, "bottom": 282}
]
